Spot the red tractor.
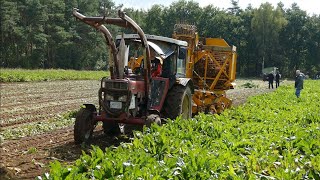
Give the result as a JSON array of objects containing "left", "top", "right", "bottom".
[{"left": 72, "top": 9, "right": 193, "bottom": 144}]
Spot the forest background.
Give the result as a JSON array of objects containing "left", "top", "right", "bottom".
[{"left": 1, "top": 0, "right": 319, "bottom": 77}]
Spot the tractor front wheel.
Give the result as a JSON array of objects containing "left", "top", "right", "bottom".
[{"left": 74, "top": 108, "right": 96, "bottom": 144}]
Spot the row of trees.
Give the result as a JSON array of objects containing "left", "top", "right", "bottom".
[{"left": 1, "top": 0, "right": 319, "bottom": 77}]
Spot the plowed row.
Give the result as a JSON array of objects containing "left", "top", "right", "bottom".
[
  {"left": 1, "top": 81, "right": 99, "bottom": 127},
  {"left": 0, "top": 80, "right": 102, "bottom": 179}
]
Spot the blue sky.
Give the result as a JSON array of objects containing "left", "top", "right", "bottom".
[{"left": 115, "top": 0, "right": 320, "bottom": 15}]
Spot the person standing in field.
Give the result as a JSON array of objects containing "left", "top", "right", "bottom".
[
  {"left": 295, "top": 70, "right": 305, "bottom": 98},
  {"left": 275, "top": 72, "right": 281, "bottom": 88},
  {"left": 268, "top": 72, "right": 274, "bottom": 89}
]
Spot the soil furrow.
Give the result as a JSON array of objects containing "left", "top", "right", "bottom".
[
  {"left": 0, "top": 91, "right": 97, "bottom": 108},
  {"left": 0, "top": 102, "right": 93, "bottom": 127},
  {"left": 0, "top": 95, "right": 97, "bottom": 114}
]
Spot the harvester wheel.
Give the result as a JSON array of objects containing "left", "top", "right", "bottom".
[
  {"left": 103, "top": 121, "right": 121, "bottom": 136},
  {"left": 163, "top": 85, "right": 192, "bottom": 120},
  {"left": 74, "top": 108, "right": 96, "bottom": 144}
]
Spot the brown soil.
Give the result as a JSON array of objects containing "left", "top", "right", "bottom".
[{"left": 0, "top": 80, "right": 280, "bottom": 179}]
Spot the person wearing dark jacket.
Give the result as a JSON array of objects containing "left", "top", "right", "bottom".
[
  {"left": 275, "top": 72, "right": 280, "bottom": 88},
  {"left": 295, "top": 70, "right": 305, "bottom": 98},
  {"left": 268, "top": 73, "right": 274, "bottom": 89}
]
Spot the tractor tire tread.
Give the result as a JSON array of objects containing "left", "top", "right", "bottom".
[
  {"left": 74, "top": 108, "right": 95, "bottom": 144},
  {"left": 163, "top": 85, "right": 191, "bottom": 120}
]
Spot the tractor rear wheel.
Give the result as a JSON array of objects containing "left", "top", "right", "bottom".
[
  {"left": 103, "top": 121, "right": 121, "bottom": 136},
  {"left": 74, "top": 108, "right": 96, "bottom": 144},
  {"left": 163, "top": 85, "right": 192, "bottom": 120}
]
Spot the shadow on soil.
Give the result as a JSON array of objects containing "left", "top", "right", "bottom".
[
  {"left": 0, "top": 166, "right": 16, "bottom": 180},
  {"left": 48, "top": 125, "right": 142, "bottom": 164}
]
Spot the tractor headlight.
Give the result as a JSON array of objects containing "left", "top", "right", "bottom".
[
  {"left": 118, "top": 95, "right": 127, "bottom": 102},
  {"left": 105, "top": 94, "right": 114, "bottom": 101}
]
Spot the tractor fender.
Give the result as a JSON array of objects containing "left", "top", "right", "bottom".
[{"left": 176, "top": 78, "right": 194, "bottom": 93}]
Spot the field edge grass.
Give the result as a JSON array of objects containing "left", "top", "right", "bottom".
[{"left": 0, "top": 68, "right": 109, "bottom": 82}]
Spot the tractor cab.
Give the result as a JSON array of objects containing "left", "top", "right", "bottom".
[
  {"left": 104, "top": 34, "right": 191, "bottom": 117},
  {"left": 115, "top": 34, "right": 188, "bottom": 85}
]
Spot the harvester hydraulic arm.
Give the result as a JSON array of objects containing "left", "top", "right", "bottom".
[{"left": 72, "top": 8, "right": 151, "bottom": 105}]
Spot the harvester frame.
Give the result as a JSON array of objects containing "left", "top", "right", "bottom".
[{"left": 172, "top": 24, "right": 237, "bottom": 114}]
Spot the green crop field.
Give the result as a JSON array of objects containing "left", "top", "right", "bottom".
[
  {"left": 0, "top": 69, "right": 109, "bottom": 82},
  {"left": 43, "top": 80, "right": 320, "bottom": 179}
]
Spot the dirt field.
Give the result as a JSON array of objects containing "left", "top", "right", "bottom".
[{"left": 0, "top": 79, "right": 291, "bottom": 179}]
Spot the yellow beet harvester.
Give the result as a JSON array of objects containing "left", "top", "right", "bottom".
[{"left": 173, "top": 24, "right": 237, "bottom": 114}]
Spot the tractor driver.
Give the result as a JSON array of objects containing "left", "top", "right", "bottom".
[
  {"left": 150, "top": 49, "right": 163, "bottom": 77},
  {"left": 151, "top": 57, "right": 162, "bottom": 77}
]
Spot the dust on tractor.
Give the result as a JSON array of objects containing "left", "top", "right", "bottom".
[{"left": 72, "top": 9, "right": 237, "bottom": 144}]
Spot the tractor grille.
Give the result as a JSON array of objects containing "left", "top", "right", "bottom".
[
  {"left": 104, "top": 81, "right": 129, "bottom": 90},
  {"left": 100, "top": 79, "right": 131, "bottom": 116}
]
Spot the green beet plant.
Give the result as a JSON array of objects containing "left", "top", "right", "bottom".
[{"left": 44, "top": 80, "right": 320, "bottom": 179}]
